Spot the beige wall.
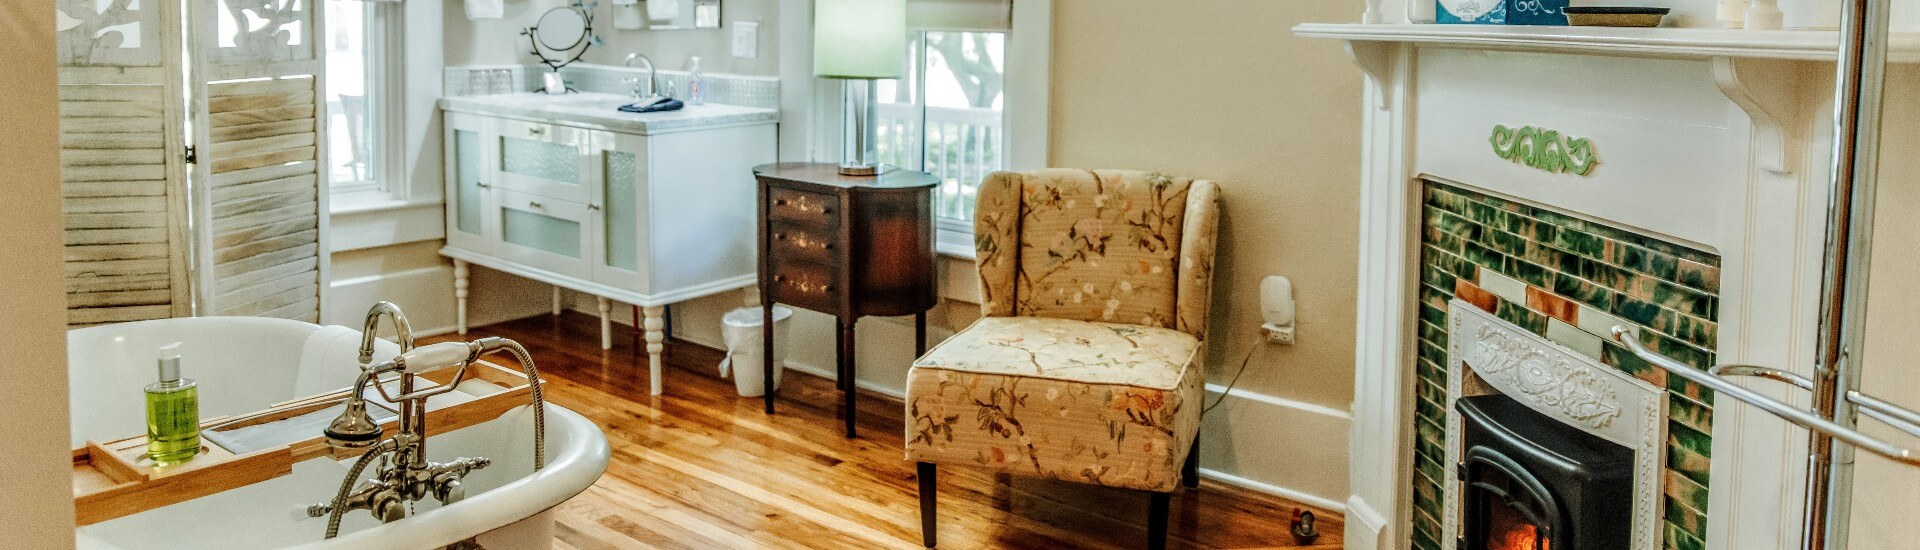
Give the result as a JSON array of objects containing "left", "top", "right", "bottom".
[
  {"left": 445, "top": 0, "right": 779, "bottom": 75},
  {"left": 0, "top": 0, "right": 80, "bottom": 545},
  {"left": 1846, "top": 65, "right": 1920, "bottom": 549},
  {"left": 1048, "top": 0, "right": 1363, "bottom": 498}
]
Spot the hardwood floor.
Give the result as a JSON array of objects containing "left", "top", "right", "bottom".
[{"left": 424, "top": 312, "right": 1344, "bottom": 549}]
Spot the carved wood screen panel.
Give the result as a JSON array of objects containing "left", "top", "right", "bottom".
[
  {"left": 189, "top": 0, "right": 328, "bottom": 321},
  {"left": 54, "top": 0, "right": 194, "bottom": 327}
]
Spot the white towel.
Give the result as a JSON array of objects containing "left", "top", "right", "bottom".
[
  {"left": 648, "top": 0, "right": 681, "bottom": 22},
  {"left": 466, "top": 0, "right": 503, "bottom": 20}
]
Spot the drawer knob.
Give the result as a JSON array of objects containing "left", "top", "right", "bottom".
[
  {"left": 528, "top": 127, "right": 545, "bottom": 135},
  {"left": 587, "top": 204, "right": 601, "bottom": 211},
  {"left": 821, "top": 208, "right": 833, "bottom": 214},
  {"left": 774, "top": 199, "right": 788, "bottom": 206},
  {"left": 529, "top": 201, "right": 543, "bottom": 208},
  {"left": 476, "top": 182, "right": 491, "bottom": 189},
  {"left": 772, "top": 274, "right": 786, "bottom": 282},
  {"left": 774, "top": 233, "right": 786, "bottom": 240}
]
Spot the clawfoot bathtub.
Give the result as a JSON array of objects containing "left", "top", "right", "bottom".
[{"left": 68, "top": 317, "right": 610, "bottom": 549}]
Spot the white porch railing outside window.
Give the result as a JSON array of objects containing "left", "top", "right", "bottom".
[{"left": 876, "top": 102, "right": 1003, "bottom": 222}]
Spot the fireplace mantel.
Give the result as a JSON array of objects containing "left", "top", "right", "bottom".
[
  {"left": 1295, "top": 23, "right": 1920, "bottom": 62},
  {"left": 1300, "top": 20, "right": 1851, "bottom": 550}
]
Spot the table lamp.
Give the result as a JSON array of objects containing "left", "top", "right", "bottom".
[{"left": 814, "top": 0, "right": 905, "bottom": 176}]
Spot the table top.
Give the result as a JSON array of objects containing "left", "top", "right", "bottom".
[{"left": 752, "top": 162, "right": 941, "bottom": 191}]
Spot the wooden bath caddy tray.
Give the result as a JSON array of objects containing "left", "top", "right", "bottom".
[{"left": 71, "top": 360, "right": 540, "bottom": 526}]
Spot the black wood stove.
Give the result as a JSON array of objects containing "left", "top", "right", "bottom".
[{"left": 1456, "top": 393, "right": 1635, "bottom": 550}]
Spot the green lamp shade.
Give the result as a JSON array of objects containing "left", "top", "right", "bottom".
[{"left": 813, "top": 0, "right": 906, "bottom": 79}]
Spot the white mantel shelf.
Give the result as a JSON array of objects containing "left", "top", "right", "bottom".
[{"left": 1293, "top": 23, "right": 1920, "bottom": 62}]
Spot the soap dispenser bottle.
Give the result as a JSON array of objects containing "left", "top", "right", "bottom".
[
  {"left": 144, "top": 342, "right": 200, "bottom": 466},
  {"left": 687, "top": 56, "right": 706, "bottom": 106}
]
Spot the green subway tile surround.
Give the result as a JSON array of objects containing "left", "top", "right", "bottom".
[{"left": 1413, "top": 180, "right": 1720, "bottom": 550}]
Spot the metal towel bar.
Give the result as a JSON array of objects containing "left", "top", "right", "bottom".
[{"left": 1611, "top": 328, "right": 1920, "bottom": 466}]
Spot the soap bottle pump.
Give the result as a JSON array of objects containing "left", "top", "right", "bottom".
[
  {"left": 687, "top": 56, "right": 706, "bottom": 106},
  {"left": 144, "top": 342, "right": 201, "bottom": 466}
]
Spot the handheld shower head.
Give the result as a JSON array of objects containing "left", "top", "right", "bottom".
[{"left": 325, "top": 372, "right": 385, "bottom": 447}]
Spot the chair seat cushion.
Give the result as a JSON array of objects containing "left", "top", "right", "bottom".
[
  {"left": 911, "top": 316, "right": 1200, "bottom": 390},
  {"left": 904, "top": 316, "right": 1204, "bottom": 492}
]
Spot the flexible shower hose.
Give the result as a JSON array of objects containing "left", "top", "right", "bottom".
[{"left": 323, "top": 438, "right": 398, "bottom": 538}]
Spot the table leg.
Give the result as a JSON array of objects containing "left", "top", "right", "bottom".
[
  {"left": 835, "top": 318, "right": 847, "bottom": 391},
  {"left": 453, "top": 259, "right": 469, "bottom": 336},
  {"left": 842, "top": 318, "right": 858, "bottom": 438},
  {"left": 597, "top": 296, "right": 612, "bottom": 350},
  {"left": 915, "top": 311, "right": 928, "bottom": 356},
  {"left": 644, "top": 305, "right": 666, "bottom": 395},
  {"left": 762, "top": 302, "right": 776, "bottom": 414}
]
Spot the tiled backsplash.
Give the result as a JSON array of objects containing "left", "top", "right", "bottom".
[
  {"left": 1412, "top": 180, "right": 1719, "bottom": 550},
  {"left": 444, "top": 64, "right": 779, "bottom": 110}
]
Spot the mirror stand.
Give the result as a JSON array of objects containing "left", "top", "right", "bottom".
[{"left": 522, "top": 1, "right": 603, "bottom": 92}]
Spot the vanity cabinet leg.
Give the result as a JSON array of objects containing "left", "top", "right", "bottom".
[
  {"left": 597, "top": 296, "right": 613, "bottom": 350},
  {"left": 552, "top": 287, "right": 563, "bottom": 317},
  {"left": 453, "top": 259, "right": 470, "bottom": 336},
  {"left": 644, "top": 305, "right": 666, "bottom": 395}
]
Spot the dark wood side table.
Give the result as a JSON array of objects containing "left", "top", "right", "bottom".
[{"left": 754, "top": 163, "right": 939, "bottom": 438}]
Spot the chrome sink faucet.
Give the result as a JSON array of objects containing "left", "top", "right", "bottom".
[
  {"left": 311, "top": 302, "right": 516, "bottom": 538},
  {"left": 622, "top": 52, "right": 657, "bottom": 99}
]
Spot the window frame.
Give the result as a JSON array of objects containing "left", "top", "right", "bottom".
[
  {"left": 326, "top": 0, "right": 406, "bottom": 203},
  {"left": 324, "top": 0, "right": 449, "bottom": 256}
]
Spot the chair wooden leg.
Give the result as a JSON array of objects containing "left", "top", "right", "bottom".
[
  {"left": 1182, "top": 436, "right": 1200, "bottom": 490},
  {"left": 1148, "top": 490, "right": 1171, "bottom": 550},
  {"left": 917, "top": 462, "right": 938, "bottom": 548}
]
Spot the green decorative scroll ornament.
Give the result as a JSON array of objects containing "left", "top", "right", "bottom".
[{"left": 1490, "top": 124, "right": 1600, "bottom": 176}]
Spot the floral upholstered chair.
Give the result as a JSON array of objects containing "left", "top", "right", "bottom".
[{"left": 904, "top": 169, "right": 1220, "bottom": 549}]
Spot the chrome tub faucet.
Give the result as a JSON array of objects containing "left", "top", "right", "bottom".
[{"left": 311, "top": 302, "right": 549, "bottom": 539}]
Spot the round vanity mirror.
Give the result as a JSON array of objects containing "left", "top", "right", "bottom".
[{"left": 534, "top": 7, "right": 589, "bottom": 51}]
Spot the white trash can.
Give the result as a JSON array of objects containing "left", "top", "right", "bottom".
[{"left": 720, "top": 306, "right": 791, "bottom": 397}]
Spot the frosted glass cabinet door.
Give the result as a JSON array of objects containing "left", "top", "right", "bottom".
[
  {"left": 590, "top": 133, "right": 652, "bottom": 292},
  {"left": 492, "top": 119, "right": 594, "bottom": 203},
  {"left": 444, "top": 113, "right": 494, "bottom": 253},
  {"left": 495, "top": 188, "right": 596, "bottom": 279}
]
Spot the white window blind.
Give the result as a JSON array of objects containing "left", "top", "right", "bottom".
[{"left": 908, "top": 0, "right": 1010, "bottom": 31}]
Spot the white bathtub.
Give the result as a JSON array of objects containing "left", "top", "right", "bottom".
[{"left": 67, "top": 317, "right": 610, "bottom": 549}]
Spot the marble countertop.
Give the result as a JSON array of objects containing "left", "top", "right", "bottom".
[{"left": 439, "top": 92, "right": 779, "bottom": 135}]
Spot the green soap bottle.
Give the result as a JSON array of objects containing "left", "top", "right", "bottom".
[{"left": 144, "top": 342, "right": 200, "bottom": 466}]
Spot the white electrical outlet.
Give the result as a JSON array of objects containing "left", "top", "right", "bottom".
[
  {"left": 732, "top": 21, "right": 759, "bottom": 59},
  {"left": 1262, "top": 322, "right": 1296, "bottom": 345}
]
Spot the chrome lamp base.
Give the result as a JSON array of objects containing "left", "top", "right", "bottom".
[{"left": 838, "top": 78, "right": 887, "bottom": 177}]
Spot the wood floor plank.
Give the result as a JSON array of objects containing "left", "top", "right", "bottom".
[{"left": 423, "top": 313, "right": 1343, "bottom": 549}]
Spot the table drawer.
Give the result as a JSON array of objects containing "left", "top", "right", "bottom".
[
  {"left": 767, "top": 221, "right": 839, "bottom": 265},
  {"left": 769, "top": 256, "right": 838, "bottom": 311},
  {"left": 767, "top": 187, "right": 838, "bottom": 228}
]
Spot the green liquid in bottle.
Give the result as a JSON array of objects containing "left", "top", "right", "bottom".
[{"left": 144, "top": 380, "right": 200, "bottom": 466}]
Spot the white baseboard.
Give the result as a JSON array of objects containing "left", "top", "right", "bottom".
[
  {"left": 1198, "top": 467, "right": 1347, "bottom": 513},
  {"left": 326, "top": 266, "right": 457, "bottom": 333},
  {"left": 1198, "top": 384, "right": 1352, "bottom": 511}
]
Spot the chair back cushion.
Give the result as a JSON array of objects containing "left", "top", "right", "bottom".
[{"left": 975, "top": 169, "right": 1195, "bottom": 329}]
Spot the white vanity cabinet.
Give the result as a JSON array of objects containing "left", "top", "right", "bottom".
[{"left": 439, "top": 95, "right": 778, "bottom": 395}]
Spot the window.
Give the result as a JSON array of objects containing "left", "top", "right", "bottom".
[
  {"left": 875, "top": 31, "right": 1007, "bottom": 225},
  {"left": 323, "top": 0, "right": 394, "bottom": 195}
]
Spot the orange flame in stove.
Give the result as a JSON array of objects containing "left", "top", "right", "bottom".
[{"left": 1491, "top": 524, "right": 1547, "bottom": 550}]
